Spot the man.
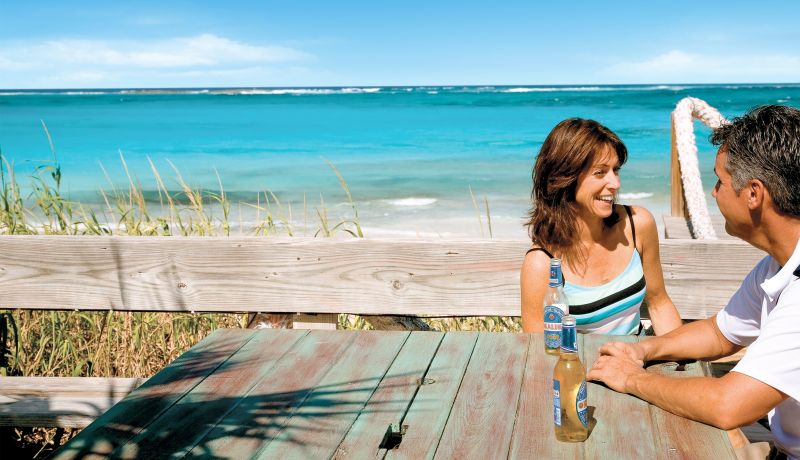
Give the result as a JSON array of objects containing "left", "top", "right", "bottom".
[{"left": 587, "top": 104, "right": 800, "bottom": 460}]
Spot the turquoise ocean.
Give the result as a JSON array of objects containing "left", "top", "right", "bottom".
[{"left": 1, "top": 84, "right": 798, "bottom": 238}]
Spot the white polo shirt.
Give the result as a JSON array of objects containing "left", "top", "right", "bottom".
[{"left": 717, "top": 237, "right": 800, "bottom": 459}]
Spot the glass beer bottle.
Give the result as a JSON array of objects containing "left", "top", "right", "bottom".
[
  {"left": 553, "top": 315, "right": 589, "bottom": 442},
  {"left": 544, "top": 258, "right": 568, "bottom": 355}
]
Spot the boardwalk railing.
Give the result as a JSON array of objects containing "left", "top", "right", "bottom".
[{"left": 0, "top": 235, "right": 763, "bottom": 320}]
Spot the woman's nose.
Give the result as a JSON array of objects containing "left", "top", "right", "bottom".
[{"left": 607, "top": 172, "right": 621, "bottom": 190}]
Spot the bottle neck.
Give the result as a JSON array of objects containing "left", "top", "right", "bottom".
[
  {"left": 549, "top": 264, "right": 563, "bottom": 288},
  {"left": 561, "top": 323, "right": 578, "bottom": 353}
]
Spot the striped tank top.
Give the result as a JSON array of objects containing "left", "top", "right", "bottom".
[{"left": 527, "top": 205, "right": 645, "bottom": 335}]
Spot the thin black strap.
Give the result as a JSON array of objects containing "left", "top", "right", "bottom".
[
  {"left": 624, "top": 205, "right": 637, "bottom": 248},
  {"left": 525, "top": 246, "right": 554, "bottom": 258}
]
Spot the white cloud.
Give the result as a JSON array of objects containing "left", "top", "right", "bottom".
[
  {"left": 0, "top": 34, "right": 314, "bottom": 88},
  {"left": 604, "top": 50, "right": 800, "bottom": 83}
]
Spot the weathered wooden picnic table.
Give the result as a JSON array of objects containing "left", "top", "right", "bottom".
[{"left": 52, "top": 328, "right": 735, "bottom": 459}]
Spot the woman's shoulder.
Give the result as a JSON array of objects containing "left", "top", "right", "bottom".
[
  {"left": 620, "top": 205, "right": 659, "bottom": 252},
  {"left": 620, "top": 204, "right": 657, "bottom": 231},
  {"left": 521, "top": 247, "right": 552, "bottom": 277}
]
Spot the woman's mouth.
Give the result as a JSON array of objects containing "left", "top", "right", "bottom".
[{"left": 596, "top": 195, "right": 615, "bottom": 205}]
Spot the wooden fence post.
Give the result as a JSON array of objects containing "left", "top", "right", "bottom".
[{"left": 670, "top": 112, "right": 687, "bottom": 218}]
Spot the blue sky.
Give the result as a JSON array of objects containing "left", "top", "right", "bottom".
[{"left": 1, "top": 0, "right": 799, "bottom": 88}]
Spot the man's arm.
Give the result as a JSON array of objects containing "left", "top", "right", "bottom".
[
  {"left": 587, "top": 356, "right": 788, "bottom": 430},
  {"left": 600, "top": 317, "right": 743, "bottom": 363}
]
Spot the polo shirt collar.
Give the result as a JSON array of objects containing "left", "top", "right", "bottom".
[{"left": 761, "top": 237, "right": 800, "bottom": 301}]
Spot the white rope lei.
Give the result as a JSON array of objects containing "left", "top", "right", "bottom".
[{"left": 672, "top": 97, "right": 728, "bottom": 239}]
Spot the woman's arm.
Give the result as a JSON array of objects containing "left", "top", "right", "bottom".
[
  {"left": 520, "top": 250, "right": 552, "bottom": 333},
  {"left": 632, "top": 206, "right": 683, "bottom": 335}
]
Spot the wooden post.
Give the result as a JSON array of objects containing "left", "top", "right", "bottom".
[
  {"left": 293, "top": 313, "right": 338, "bottom": 330},
  {"left": 670, "top": 112, "right": 687, "bottom": 218}
]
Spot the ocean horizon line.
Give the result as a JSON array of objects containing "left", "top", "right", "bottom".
[{"left": 2, "top": 82, "right": 800, "bottom": 94}]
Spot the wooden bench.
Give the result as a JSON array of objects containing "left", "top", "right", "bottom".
[{"left": 0, "top": 235, "right": 765, "bottom": 428}]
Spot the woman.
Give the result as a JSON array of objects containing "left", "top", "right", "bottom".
[{"left": 521, "top": 118, "right": 682, "bottom": 335}]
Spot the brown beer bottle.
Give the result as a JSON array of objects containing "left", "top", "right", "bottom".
[{"left": 553, "top": 315, "right": 588, "bottom": 442}]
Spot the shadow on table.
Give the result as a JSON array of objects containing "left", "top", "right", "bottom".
[{"left": 52, "top": 366, "right": 423, "bottom": 459}]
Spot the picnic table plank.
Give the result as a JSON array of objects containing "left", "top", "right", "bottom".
[
  {"left": 112, "top": 328, "right": 309, "bottom": 459},
  {"left": 333, "top": 331, "right": 444, "bottom": 459},
  {"left": 582, "top": 334, "right": 659, "bottom": 459},
  {"left": 508, "top": 334, "right": 583, "bottom": 460},
  {"left": 386, "top": 331, "right": 479, "bottom": 460},
  {"left": 254, "top": 330, "right": 410, "bottom": 459},
  {"left": 52, "top": 328, "right": 258, "bottom": 460},
  {"left": 647, "top": 361, "right": 737, "bottom": 459},
  {"left": 184, "top": 329, "right": 360, "bottom": 458},
  {"left": 432, "top": 332, "right": 530, "bottom": 459}
]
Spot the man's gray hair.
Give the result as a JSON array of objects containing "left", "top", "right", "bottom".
[{"left": 711, "top": 105, "right": 800, "bottom": 217}]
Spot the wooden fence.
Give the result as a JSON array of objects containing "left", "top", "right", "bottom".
[{"left": 0, "top": 235, "right": 764, "bottom": 320}]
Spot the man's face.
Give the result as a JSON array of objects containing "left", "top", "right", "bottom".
[{"left": 712, "top": 147, "right": 750, "bottom": 238}]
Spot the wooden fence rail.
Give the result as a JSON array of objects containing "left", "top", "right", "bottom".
[{"left": 0, "top": 235, "right": 764, "bottom": 320}]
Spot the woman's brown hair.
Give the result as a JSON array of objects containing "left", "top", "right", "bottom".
[{"left": 525, "top": 118, "right": 628, "bottom": 265}]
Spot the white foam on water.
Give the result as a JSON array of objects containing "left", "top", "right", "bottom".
[
  {"left": 500, "top": 85, "right": 690, "bottom": 93},
  {"left": 386, "top": 198, "right": 438, "bottom": 207},
  {"left": 235, "top": 88, "right": 337, "bottom": 95},
  {"left": 619, "top": 192, "right": 654, "bottom": 200},
  {"left": 229, "top": 87, "right": 384, "bottom": 96},
  {"left": 341, "top": 87, "right": 381, "bottom": 93},
  {"left": 502, "top": 87, "right": 604, "bottom": 93}
]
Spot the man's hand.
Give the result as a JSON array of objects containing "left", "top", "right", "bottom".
[
  {"left": 597, "top": 341, "right": 646, "bottom": 366},
  {"left": 587, "top": 354, "right": 646, "bottom": 393}
]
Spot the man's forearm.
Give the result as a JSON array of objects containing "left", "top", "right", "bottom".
[
  {"left": 625, "top": 372, "right": 727, "bottom": 427},
  {"left": 623, "top": 369, "right": 786, "bottom": 431},
  {"left": 641, "top": 317, "right": 742, "bottom": 362}
]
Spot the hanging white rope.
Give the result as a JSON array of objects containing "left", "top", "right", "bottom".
[{"left": 672, "top": 97, "right": 728, "bottom": 239}]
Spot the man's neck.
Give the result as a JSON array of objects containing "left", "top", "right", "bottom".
[{"left": 750, "top": 217, "right": 800, "bottom": 267}]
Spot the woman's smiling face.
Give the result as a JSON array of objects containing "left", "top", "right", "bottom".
[{"left": 574, "top": 146, "right": 621, "bottom": 220}]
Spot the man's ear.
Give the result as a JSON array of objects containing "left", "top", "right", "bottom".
[{"left": 746, "top": 179, "right": 766, "bottom": 210}]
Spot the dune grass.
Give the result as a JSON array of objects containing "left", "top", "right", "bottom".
[{"left": 0, "top": 147, "right": 370, "bottom": 378}]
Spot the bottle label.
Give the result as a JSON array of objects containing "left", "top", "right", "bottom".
[
  {"left": 576, "top": 380, "right": 588, "bottom": 428},
  {"left": 553, "top": 379, "right": 561, "bottom": 426},
  {"left": 561, "top": 322, "right": 578, "bottom": 353},
  {"left": 544, "top": 304, "right": 566, "bottom": 349}
]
